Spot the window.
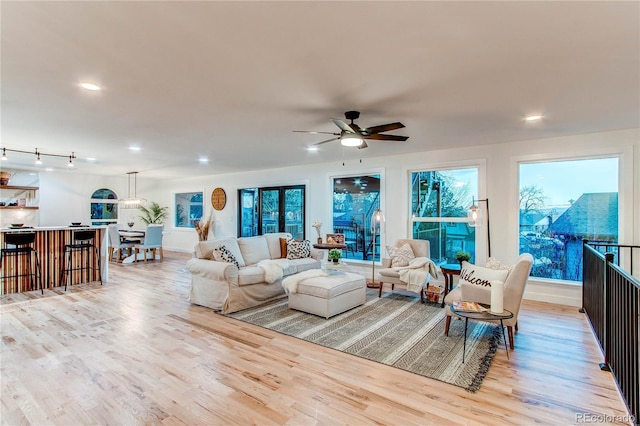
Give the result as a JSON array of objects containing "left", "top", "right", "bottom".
[
  {"left": 238, "top": 185, "right": 305, "bottom": 238},
  {"left": 175, "top": 192, "right": 203, "bottom": 228},
  {"left": 331, "top": 174, "right": 381, "bottom": 261},
  {"left": 90, "top": 188, "right": 118, "bottom": 226},
  {"left": 519, "top": 157, "right": 618, "bottom": 281},
  {"left": 409, "top": 168, "right": 478, "bottom": 264}
]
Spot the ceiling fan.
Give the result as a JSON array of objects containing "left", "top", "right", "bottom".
[{"left": 294, "top": 111, "right": 408, "bottom": 149}]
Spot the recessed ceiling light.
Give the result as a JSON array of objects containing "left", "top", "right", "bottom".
[
  {"left": 198, "top": 157, "right": 209, "bottom": 164},
  {"left": 86, "top": 157, "right": 97, "bottom": 162},
  {"left": 45, "top": 168, "right": 54, "bottom": 172},
  {"left": 129, "top": 146, "right": 141, "bottom": 152},
  {"left": 80, "top": 82, "right": 101, "bottom": 91},
  {"left": 306, "top": 146, "right": 319, "bottom": 152},
  {"left": 525, "top": 114, "right": 543, "bottom": 121}
]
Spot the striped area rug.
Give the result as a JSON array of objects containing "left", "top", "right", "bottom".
[{"left": 228, "top": 290, "right": 500, "bottom": 392}]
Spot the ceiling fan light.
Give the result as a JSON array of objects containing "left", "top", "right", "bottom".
[{"left": 341, "top": 134, "right": 363, "bottom": 147}]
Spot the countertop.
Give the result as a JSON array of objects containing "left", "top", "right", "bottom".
[{"left": 0, "top": 225, "right": 107, "bottom": 232}]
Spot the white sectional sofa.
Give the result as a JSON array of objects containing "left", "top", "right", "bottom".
[{"left": 186, "top": 232, "right": 324, "bottom": 314}]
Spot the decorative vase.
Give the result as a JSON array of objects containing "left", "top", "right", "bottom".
[{"left": 317, "top": 237, "right": 322, "bottom": 244}]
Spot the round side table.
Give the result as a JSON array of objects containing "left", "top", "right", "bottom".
[{"left": 450, "top": 304, "right": 513, "bottom": 362}]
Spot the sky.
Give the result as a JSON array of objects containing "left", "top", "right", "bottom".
[{"left": 519, "top": 157, "right": 618, "bottom": 207}]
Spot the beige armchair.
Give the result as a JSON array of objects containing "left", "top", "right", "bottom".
[
  {"left": 377, "top": 239, "right": 431, "bottom": 302},
  {"left": 443, "top": 253, "right": 533, "bottom": 349}
]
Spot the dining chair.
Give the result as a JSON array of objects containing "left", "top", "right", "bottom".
[
  {"left": 107, "top": 224, "right": 136, "bottom": 262},
  {"left": 134, "top": 224, "right": 164, "bottom": 262}
]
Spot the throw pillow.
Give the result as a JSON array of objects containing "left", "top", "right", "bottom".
[
  {"left": 459, "top": 261, "right": 509, "bottom": 288},
  {"left": 386, "top": 243, "right": 415, "bottom": 267},
  {"left": 286, "top": 239, "right": 311, "bottom": 260},
  {"left": 279, "top": 237, "right": 291, "bottom": 259},
  {"left": 212, "top": 245, "right": 240, "bottom": 268}
]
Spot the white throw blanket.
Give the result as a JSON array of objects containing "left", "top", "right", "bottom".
[
  {"left": 395, "top": 257, "right": 439, "bottom": 294},
  {"left": 257, "top": 259, "right": 292, "bottom": 284},
  {"left": 281, "top": 269, "right": 327, "bottom": 294}
]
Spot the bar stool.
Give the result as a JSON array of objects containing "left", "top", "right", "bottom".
[
  {"left": 60, "top": 230, "right": 103, "bottom": 291},
  {"left": 1, "top": 232, "right": 43, "bottom": 294}
]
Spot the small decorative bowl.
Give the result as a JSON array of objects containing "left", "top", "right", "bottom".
[
  {"left": 11, "top": 223, "right": 24, "bottom": 227},
  {"left": 71, "top": 222, "right": 82, "bottom": 226}
]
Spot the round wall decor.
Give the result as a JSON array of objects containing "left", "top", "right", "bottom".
[{"left": 211, "top": 187, "right": 227, "bottom": 210}]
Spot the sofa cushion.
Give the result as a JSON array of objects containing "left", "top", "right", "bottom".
[
  {"left": 212, "top": 245, "right": 240, "bottom": 268},
  {"left": 289, "top": 257, "right": 320, "bottom": 273},
  {"left": 287, "top": 239, "right": 311, "bottom": 259},
  {"left": 238, "top": 236, "right": 271, "bottom": 266},
  {"left": 262, "top": 232, "right": 292, "bottom": 259},
  {"left": 238, "top": 266, "right": 266, "bottom": 286},
  {"left": 195, "top": 238, "right": 245, "bottom": 267}
]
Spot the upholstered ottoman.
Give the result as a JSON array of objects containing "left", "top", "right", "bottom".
[{"left": 288, "top": 272, "right": 366, "bottom": 319}]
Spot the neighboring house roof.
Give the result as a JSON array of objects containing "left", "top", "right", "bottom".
[{"left": 548, "top": 192, "right": 618, "bottom": 239}]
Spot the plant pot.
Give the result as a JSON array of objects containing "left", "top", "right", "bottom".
[{"left": 331, "top": 258, "right": 339, "bottom": 264}]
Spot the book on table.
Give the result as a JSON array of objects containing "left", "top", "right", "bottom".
[{"left": 452, "top": 301, "right": 488, "bottom": 313}]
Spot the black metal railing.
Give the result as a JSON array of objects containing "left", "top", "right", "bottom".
[{"left": 582, "top": 241, "right": 639, "bottom": 425}]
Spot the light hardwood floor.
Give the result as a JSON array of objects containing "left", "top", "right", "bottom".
[{"left": 1, "top": 251, "right": 632, "bottom": 425}]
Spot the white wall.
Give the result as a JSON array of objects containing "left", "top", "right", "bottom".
[{"left": 36, "top": 128, "right": 640, "bottom": 306}]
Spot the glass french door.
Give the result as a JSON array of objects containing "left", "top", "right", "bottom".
[{"left": 238, "top": 185, "right": 305, "bottom": 238}]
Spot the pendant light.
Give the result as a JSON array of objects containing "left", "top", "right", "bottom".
[{"left": 120, "top": 171, "right": 147, "bottom": 209}]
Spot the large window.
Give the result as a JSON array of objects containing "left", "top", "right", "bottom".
[
  {"left": 410, "top": 168, "right": 478, "bottom": 264},
  {"left": 175, "top": 192, "right": 203, "bottom": 228},
  {"left": 519, "top": 157, "right": 618, "bottom": 281},
  {"left": 331, "top": 174, "right": 381, "bottom": 260},
  {"left": 238, "top": 185, "right": 305, "bottom": 238},
  {"left": 90, "top": 188, "right": 118, "bottom": 226}
]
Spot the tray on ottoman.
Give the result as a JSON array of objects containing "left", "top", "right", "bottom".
[{"left": 288, "top": 271, "right": 366, "bottom": 319}]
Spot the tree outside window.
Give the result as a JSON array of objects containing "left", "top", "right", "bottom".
[{"left": 519, "top": 158, "right": 618, "bottom": 281}]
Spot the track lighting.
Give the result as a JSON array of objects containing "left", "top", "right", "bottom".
[{"left": 0, "top": 147, "right": 77, "bottom": 166}]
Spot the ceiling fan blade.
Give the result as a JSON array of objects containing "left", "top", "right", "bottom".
[
  {"left": 331, "top": 119, "right": 359, "bottom": 134},
  {"left": 293, "top": 130, "right": 340, "bottom": 135},
  {"left": 313, "top": 137, "right": 340, "bottom": 146},
  {"left": 363, "top": 122, "right": 405, "bottom": 135},
  {"left": 366, "top": 134, "right": 409, "bottom": 141}
]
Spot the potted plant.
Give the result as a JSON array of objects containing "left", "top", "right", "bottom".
[
  {"left": 328, "top": 248, "right": 342, "bottom": 263},
  {"left": 455, "top": 251, "right": 471, "bottom": 266},
  {"left": 139, "top": 201, "right": 169, "bottom": 225}
]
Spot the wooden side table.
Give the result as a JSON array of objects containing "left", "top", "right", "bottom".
[{"left": 440, "top": 263, "right": 461, "bottom": 307}]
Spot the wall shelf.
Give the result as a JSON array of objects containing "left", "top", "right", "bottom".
[
  {"left": 0, "top": 206, "right": 39, "bottom": 210},
  {"left": 0, "top": 185, "right": 40, "bottom": 191}
]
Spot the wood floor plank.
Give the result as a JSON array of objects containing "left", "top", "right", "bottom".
[{"left": 1, "top": 251, "right": 633, "bottom": 425}]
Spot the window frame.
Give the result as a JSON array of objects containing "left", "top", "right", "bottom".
[
  {"left": 328, "top": 168, "right": 385, "bottom": 264},
  {"left": 516, "top": 153, "right": 622, "bottom": 284},
  {"left": 90, "top": 188, "right": 119, "bottom": 226},
  {"left": 174, "top": 191, "right": 204, "bottom": 229},
  {"left": 408, "top": 165, "right": 480, "bottom": 264}
]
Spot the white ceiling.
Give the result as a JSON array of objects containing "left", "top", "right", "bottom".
[{"left": 2, "top": 1, "right": 638, "bottom": 179}]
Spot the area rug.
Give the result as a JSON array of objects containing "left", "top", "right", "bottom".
[{"left": 227, "top": 290, "right": 500, "bottom": 392}]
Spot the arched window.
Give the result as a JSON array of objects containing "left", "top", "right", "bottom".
[{"left": 91, "top": 188, "right": 118, "bottom": 225}]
